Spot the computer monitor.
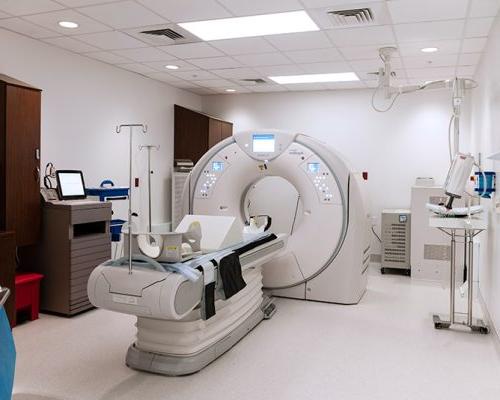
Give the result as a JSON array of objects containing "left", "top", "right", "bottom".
[{"left": 56, "top": 170, "right": 87, "bottom": 200}]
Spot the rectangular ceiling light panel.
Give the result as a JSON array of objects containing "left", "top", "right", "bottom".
[
  {"left": 178, "top": 11, "right": 319, "bottom": 41},
  {"left": 269, "top": 72, "right": 359, "bottom": 84}
]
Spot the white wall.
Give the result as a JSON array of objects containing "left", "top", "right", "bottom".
[
  {"left": 0, "top": 28, "right": 201, "bottom": 227},
  {"left": 202, "top": 88, "right": 457, "bottom": 252},
  {"left": 469, "top": 13, "right": 500, "bottom": 336}
]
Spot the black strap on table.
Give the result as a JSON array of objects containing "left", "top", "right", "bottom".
[
  {"left": 196, "top": 261, "right": 217, "bottom": 320},
  {"left": 233, "top": 233, "right": 278, "bottom": 256}
]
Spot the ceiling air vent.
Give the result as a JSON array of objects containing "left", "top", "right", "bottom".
[
  {"left": 141, "top": 28, "right": 185, "bottom": 41},
  {"left": 328, "top": 8, "right": 374, "bottom": 26},
  {"left": 240, "top": 78, "right": 267, "bottom": 85}
]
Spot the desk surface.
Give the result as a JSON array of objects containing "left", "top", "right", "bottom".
[{"left": 429, "top": 214, "right": 488, "bottom": 230}]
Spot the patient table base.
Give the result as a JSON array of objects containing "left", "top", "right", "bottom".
[{"left": 126, "top": 304, "right": 268, "bottom": 376}]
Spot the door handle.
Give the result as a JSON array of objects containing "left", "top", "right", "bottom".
[
  {"left": 0, "top": 287, "right": 10, "bottom": 307},
  {"left": 35, "top": 166, "right": 40, "bottom": 183}
]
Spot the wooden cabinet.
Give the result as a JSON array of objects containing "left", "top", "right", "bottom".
[
  {"left": 174, "top": 105, "right": 233, "bottom": 164},
  {"left": 0, "top": 75, "right": 41, "bottom": 247},
  {"left": 0, "top": 231, "right": 16, "bottom": 326}
]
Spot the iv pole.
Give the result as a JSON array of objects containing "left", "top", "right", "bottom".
[
  {"left": 116, "top": 123, "right": 148, "bottom": 275},
  {"left": 139, "top": 144, "right": 159, "bottom": 233}
]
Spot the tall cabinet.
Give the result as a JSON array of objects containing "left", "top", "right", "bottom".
[
  {"left": 0, "top": 75, "right": 41, "bottom": 326},
  {"left": 174, "top": 105, "right": 233, "bottom": 164},
  {"left": 0, "top": 74, "right": 41, "bottom": 247}
]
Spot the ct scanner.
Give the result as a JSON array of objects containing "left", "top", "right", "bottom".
[
  {"left": 184, "top": 130, "right": 371, "bottom": 304},
  {"left": 87, "top": 130, "right": 370, "bottom": 376}
]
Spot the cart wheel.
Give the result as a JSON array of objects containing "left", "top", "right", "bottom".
[
  {"left": 406, "top": 270, "right": 411, "bottom": 277},
  {"left": 381, "top": 268, "right": 386, "bottom": 275},
  {"left": 479, "top": 327, "right": 489, "bottom": 334},
  {"left": 434, "top": 323, "right": 443, "bottom": 329}
]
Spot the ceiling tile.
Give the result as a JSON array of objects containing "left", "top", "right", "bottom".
[
  {"left": 465, "top": 17, "right": 495, "bottom": 38},
  {"left": 266, "top": 31, "right": 331, "bottom": 51},
  {"left": 327, "top": 25, "right": 395, "bottom": 47},
  {"left": 461, "top": 37, "right": 488, "bottom": 53},
  {"left": 209, "top": 37, "right": 276, "bottom": 55},
  {"left": 387, "top": 0, "right": 468, "bottom": 23},
  {"left": 23, "top": 10, "right": 112, "bottom": 36},
  {"left": 167, "top": 81, "right": 204, "bottom": 89},
  {"left": 84, "top": 51, "right": 132, "bottom": 64},
  {"left": 458, "top": 53, "right": 482, "bottom": 65},
  {"left": 43, "top": 36, "right": 100, "bottom": 53},
  {"left": 234, "top": 52, "right": 292, "bottom": 66},
  {"left": 112, "top": 47, "right": 176, "bottom": 62},
  {"left": 217, "top": 0, "right": 303, "bottom": 16},
  {"left": 74, "top": 31, "right": 148, "bottom": 50},
  {"left": 119, "top": 63, "right": 157, "bottom": 74},
  {"left": 250, "top": 84, "right": 287, "bottom": 92},
  {"left": 298, "top": 61, "right": 352, "bottom": 73},
  {"left": 284, "top": 83, "right": 327, "bottom": 91},
  {"left": 145, "top": 72, "right": 183, "bottom": 83},
  {"left": 339, "top": 45, "right": 389, "bottom": 60},
  {"left": 0, "top": 17, "right": 60, "bottom": 38},
  {"left": 469, "top": 0, "right": 500, "bottom": 18},
  {"left": 211, "top": 67, "right": 260, "bottom": 79},
  {"left": 300, "top": 0, "right": 382, "bottom": 7},
  {"left": 168, "top": 70, "right": 220, "bottom": 81},
  {"left": 159, "top": 42, "right": 224, "bottom": 59},
  {"left": 402, "top": 54, "right": 459, "bottom": 68},
  {"left": 394, "top": 20, "right": 465, "bottom": 42},
  {"left": 191, "top": 79, "right": 234, "bottom": 88},
  {"left": 143, "top": 60, "right": 199, "bottom": 72},
  {"left": 77, "top": 1, "right": 168, "bottom": 29},
  {"left": 406, "top": 67, "right": 456, "bottom": 79},
  {"left": 0, "top": 0, "right": 64, "bottom": 16},
  {"left": 253, "top": 64, "right": 305, "bottom": 76},
  {"left": 189, "top": 87, "right": 218, "bottom": 95},
  {"left": 396, "top": 40, "right": 461, "bottom": 56},
  {"left": 285, "top": 48, "right": 343, "bottom": 63},
  {"left": 57, "top": 0, "right": 120, "bottom": 6},
  {"left": 324, "top": 81, "right": 366, "bottom": 90},
  {"left": 188, "top": 56, "right": 242, "bottom": 69},
  {"left": 136, "top": 0, "right": 231, "bottom": 23},
  {"left": 349, "top": 58, "right": 403, "bottom": 71}
]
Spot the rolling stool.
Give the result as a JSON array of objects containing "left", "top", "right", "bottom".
[{"left": 15, "top": 273, "right": 44, "bottom": 322}]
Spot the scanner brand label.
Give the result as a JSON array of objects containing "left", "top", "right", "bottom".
[{"left": 112, "top": 294, "right": 138, "bottom": 305}]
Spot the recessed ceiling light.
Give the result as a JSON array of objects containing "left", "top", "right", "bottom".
[
  {"left": 225, "top": 89, "right": 236, "bottom": 92},
  {"left": 269, "top": 72, "right": 359, "bottom": 85},
  {"left": 165, "top": 65, "right": 179, "bottom": 70},
  {"left": 421, "top": 47, "right": 438, "bottom": 53},
  {"left": 58, "top": 21, "right": 79, "bottom": 29},
  {"left": 178, "top": 10, "right": 319, "bottom": 41}
]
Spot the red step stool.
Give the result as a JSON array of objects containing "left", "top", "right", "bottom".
[{"left": 15, "top": 273, "right": 44, "bottom": 323}]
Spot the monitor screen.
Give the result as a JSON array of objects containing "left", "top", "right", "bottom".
[
  {"left": 212, "top": 161, "right": 224, "bottom": 172},
  {"left": 308, "top": 163, "right": 320, "bottom": 173},
  {"left": 56, "top": 170, "right": 86, "bottom": 200},
  {"left": 252, "top": 134, "right": 275, "bottom": 153}
]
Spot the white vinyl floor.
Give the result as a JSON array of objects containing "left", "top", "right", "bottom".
[{"left": 12, "top": 269, "right": 500, "bottom": 400}]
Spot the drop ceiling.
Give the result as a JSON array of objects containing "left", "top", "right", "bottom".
[{"left": 0, "top": 0, "right": 498, "bottom": 95}]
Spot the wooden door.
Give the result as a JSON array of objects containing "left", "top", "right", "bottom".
[
  {"left": 5, "top": 86, "right": 41, "bottom": 246},
  {"left": 221, "top": 121, "right": 233, "bottom": 140},
  {"left": 208, "top": 119, "right": 222, "bottom": 148}
]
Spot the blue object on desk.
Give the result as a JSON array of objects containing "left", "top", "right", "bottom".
[
  {"left": 0, "top": 306, "right": 15, "bottom": 399},
  {"left": 86, "top": 180, "right": 129, "bottom": 201},
  {"left": 475, "top": 171, "right": 496, "bottom": 198},
  {"left": 110, "top": 219, "right": 126, "bottom": 242}
]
